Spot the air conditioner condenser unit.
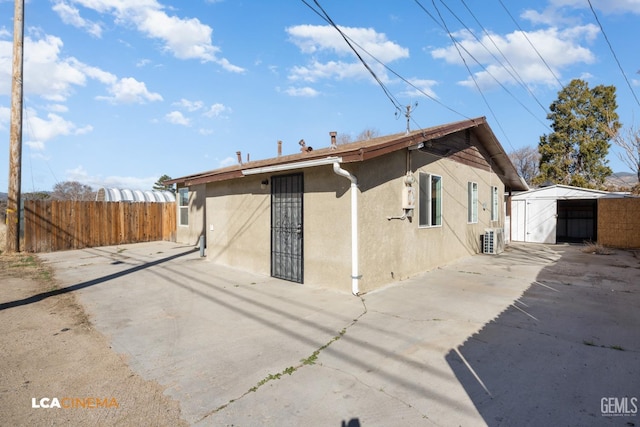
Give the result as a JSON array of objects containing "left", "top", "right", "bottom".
[{"left": 483, "top": 228, "right": 504, "bottom": 255}]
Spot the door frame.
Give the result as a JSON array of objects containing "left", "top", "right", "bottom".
[{"left": 270, "top": 173, "right": 304, "bottom": 283}]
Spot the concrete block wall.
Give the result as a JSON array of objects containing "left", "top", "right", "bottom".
[{"left": 598, "top": 198, "right": 640, "bottom": 249}]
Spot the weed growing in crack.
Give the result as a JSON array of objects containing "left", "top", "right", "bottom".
[
  {"left": 583, "top": 340, "right": 625, "bottom": 351},
  {"left": 198, "top": 302, "right": 370, "bottom": 423},
  {"left": 301, "top": 351, "right": 319, "bottom": 366}
]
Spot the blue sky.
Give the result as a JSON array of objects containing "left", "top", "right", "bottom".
[{"left": 1, "top": 0, "right": 639, "bottom": 192}]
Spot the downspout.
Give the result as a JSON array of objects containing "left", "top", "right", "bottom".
[{"left": 332, "top": 162, "right": 360, "bottom": 296}]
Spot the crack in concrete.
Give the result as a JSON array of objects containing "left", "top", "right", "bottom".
[
  {"left": 317, "top": 363, "right": 435, "bottom": 425},
  {"left": 195, "top": 296, "right": 368, "bottom": 423},
  {"left": 368, "top": 309, "right": 447, "bottom": 323}
]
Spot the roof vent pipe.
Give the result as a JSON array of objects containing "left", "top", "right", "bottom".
[
  {"left": 330, "top": 131, "right": 337, "bottom": 150},
  {"left": 277, "top": 140, "right": 282, "bottom": 157},
  {"left": 236, "top": 151, "right": 242, "bottom": 165}
]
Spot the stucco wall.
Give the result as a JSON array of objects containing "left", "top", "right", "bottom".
[
  {"left": 206, "top": 177, "right": 271, "bottom": 275},
  {"left": 303, "top": 168, "right": 352, "bottom": 290},
  {"left": 200, "top": 143, "right": 505, "bottom": 293},
  {"left": 354, "top": 149, "right": 504, "bottom": 293},
  {"left": 598, "top": 197, "right": 640, "bottom": 249},
  {"left": 176, "top": 183, "right": 206, "bottom": 245},
  {"left": 203, "top": 168, "right": 352, "bottom": 289}
]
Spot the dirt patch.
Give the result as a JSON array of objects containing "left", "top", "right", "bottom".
[{"left": 0, "top": 251, "right": 188, "bottom": 426}]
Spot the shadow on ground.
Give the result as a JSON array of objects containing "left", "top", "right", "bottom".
[{"left": 446, "top": 244, "right": 640, "bottom": 426}]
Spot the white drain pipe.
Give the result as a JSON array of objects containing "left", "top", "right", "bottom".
[{"left": 333, "top": 162, "right": 360, "bottom": 296}]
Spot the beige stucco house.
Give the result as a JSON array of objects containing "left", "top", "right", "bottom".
[{"left": 166, "top": 117, "right": 528, "bottom": 295}]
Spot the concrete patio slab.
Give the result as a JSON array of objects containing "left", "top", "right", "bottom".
[{"left": 39, "top": 241, "right": 640, "bottom": 426}]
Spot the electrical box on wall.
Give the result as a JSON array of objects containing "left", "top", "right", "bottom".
[{"left": 402, "top": 186, "right": 416, "bottom": 209}]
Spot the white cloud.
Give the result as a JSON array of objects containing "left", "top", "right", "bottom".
[
  {"left": 74, "top": 60, "right": 118, "bottom": 85},
  {"left": 217, "top": 156, "right": 236, "bottom": 168},
  {"left": 549, "top": 0, "right": 640, "bottom": 14},
  {"left": 286, "top": 24, "right": 409, "bottom": 84},
  {"left": 523, "top": 0, "right": 640, "bottom": 27},
  {"left": 52, "top": 0, "right": 103, "bottom": 37},
  {"left": 23, "top": 108, "right": 93, "bottom": 151},
  {"left": 284, "top": 86, "right": 320, "bottom": 97},
  {"left": 97, "top": 77, "right": 163, "bottom": 104},
  {"left": 0, "top": 35, "right": 85, "bottom": 100},
  {"left": 431, "top": 26, "right": 598, "bottom": 90},
  {"left": 203, "top": 103, "right": 230, "bottom": 118},
  {"left": 65, "top": 0, "right": 245, "bottom": 72},
  {"left": 174, "top": 98, "right": 204, "bottom": 112},
  {"left": 0, "top": 105, "right": 9, "bottom": 130},
  {"left": 399, "top": 79, "right": 439, "bottom": 99},
  {"left": 65, "top": 165, "right": 158, "bottom": 190},
  {"left": 46, "top": 104, "right": 69, "bottom": 113},
  {"left": 1, "top": 33, "right": 159, "bottom": 106},
  {"left": 165, "top": 110, "right": 190, "bottom": 126}
]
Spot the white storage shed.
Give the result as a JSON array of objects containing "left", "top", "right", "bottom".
[{"left": 509, "top": 185, "right": 626, "bottom": 244}]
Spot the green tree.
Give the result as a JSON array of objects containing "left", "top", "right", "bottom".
[
  {"left": 153, "top": 174, "right": 175, "bottom": 193},
  {"left": 535, "top": 79, "right": 620, "bottom": 189}
]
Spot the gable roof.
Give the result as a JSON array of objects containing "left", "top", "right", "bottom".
[
  {"left": 166, "top": 116, "right": 529, "bottom": 191},
  {"left": 511, "top": 184, "right": 629, "bottom": 200}
]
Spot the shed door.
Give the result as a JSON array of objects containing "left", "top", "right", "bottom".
[
  {"left": 525, "top": 200, "right": 557, "bottom": 243},
  {"left": 511, "top": 200, "right": 526, "bottom": 242},
  {"left": 271, "top": 174, "right": 304, "bottom": 283}
]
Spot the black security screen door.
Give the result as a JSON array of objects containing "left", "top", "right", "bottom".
[{"left": 271, "top": 174, "right": 304, "bottom": 283}]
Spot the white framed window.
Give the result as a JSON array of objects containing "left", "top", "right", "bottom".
[
  {"left": 468, "top": 182, "right": 478, "bottom": 223},
  {"left": 491, "top": 186, "right": 499, "bottom": 222},
  {"left": 178, "top": 187, "right": 189, "bottom": 226},
  {"left": 419, "top": 172, "right": 442, "bottom": 227}
]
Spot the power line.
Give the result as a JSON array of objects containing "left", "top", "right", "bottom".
[
  {"left": 300, "top": 0, "right": 472, "bottom": 124},
  {"left": 586, "top": 0, "right": 640, "bottom": 109},
  {"left": 458, "top": 0, "right": 549, "bottom": 115},
  {"left": 497, "top": 0, "right": 564, "bottom": 90},
  {"left": 428, "top": 0, "right": 516, "bottom": 152},
  {"left": 413, "top": 0, "right": 550, "bottom": 132},
  {"left": 301, "top": 0, "right": 404, "bottom": 114}
]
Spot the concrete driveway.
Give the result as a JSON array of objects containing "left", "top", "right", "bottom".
[{"left": 39, "top": 242, "right": 639, "bottom": 426}]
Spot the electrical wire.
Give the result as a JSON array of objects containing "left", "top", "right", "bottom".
[
  {"left": 497, "top": 0, "right": 564, "bottom": 90},
  {"left": 302, "top": 0, "right": 404, "bottom": 115},
  {"left": 414, "top": 0, "right": 549, "bottom": 132},
  {"left": 418, "top": 0, "right": 516, "bottom": 152},
  {"left": 458, "top": 0, "right": 549, "bottom": 115},
  {"left": 22, "top": 101, "right": 60, "bottom": 192},
  {"left": 438, "top": 0, "right": 549, "bottom": 128},
  {"left": 586, "top": 0, "right": 640, "bottom": 109},
  {"left": 300, "top": 0, "right": 471, "bottom": 123}
]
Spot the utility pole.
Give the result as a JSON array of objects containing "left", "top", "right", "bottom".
[
  {"left": 7, "top": 0, "right": 24, "bottom": 253},
  {"left": 404, "top": 102, "right": 418, "bottom": 134}
]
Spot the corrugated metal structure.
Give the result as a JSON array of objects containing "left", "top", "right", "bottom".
[
  {"left": 96, "top": 188, "right": 175, "bottom": 203},
  {"left": 510, "top": 185, "right": 628, "bottom": 244}
]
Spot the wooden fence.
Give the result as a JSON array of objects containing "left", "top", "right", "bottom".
[{"left": 23, "top": 200, "right": 176, "bottom": 253}]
